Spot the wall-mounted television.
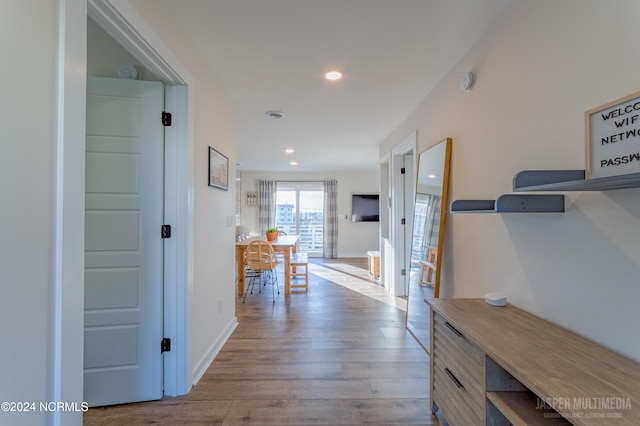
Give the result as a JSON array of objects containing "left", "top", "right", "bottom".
[{"left": 351, "top": 194, "right": 380, "bottom": 222}]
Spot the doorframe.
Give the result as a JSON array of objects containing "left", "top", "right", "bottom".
[
  {"left": 389, "top": 132, "right": 416, "bottom": 297},
  {"left": 53, "top": 2, "right": 193, "bottom": 422},
  {"left": 53, "top": 2, "right": 89, "bottom": 425},
  {"left": 87, "top": 0, "right": 193, "bottom": 398},
  {"left": 403, "top": 152, "right": 415, "bottom": 297}
]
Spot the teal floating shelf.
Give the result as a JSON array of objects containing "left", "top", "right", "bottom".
[
  {"left": 450, "top": 200, "right": 496, "bottom": 213},
  {"left": 451, "top": 195, "right": 564, "bottom": 213},
  {"left": 451, "top": 168, "right": 640, "bottom": 214},
  {"left": 513, "top": 170, "right": 640, "bottom": 192},
  {"left": 495, "top": 194, "right": 564, "bottom": 212}
]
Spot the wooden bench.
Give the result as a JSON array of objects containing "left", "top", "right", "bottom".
[
  {"left": 367, "top": 251, "right": 380, "bottom": 280},
  {"left": 289, "top": 253, "right": 308, "bottom": 291}
]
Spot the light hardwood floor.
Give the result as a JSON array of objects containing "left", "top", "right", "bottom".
[{"left": 84, "top": 258, "right": 446, "bottom": 425}]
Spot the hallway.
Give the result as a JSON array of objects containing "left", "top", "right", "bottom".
[{"left": 84, "top": 259, "right": 444, "bottom": 425}]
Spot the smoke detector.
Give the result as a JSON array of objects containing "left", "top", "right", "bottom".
[
  {"left": 459, "top": 71, "right": 476, "bottom": 91},
  {"left": 265, "top": 110, "right": 285, "bottom": 120}
]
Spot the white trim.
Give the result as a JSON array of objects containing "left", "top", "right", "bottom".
[
  {"left": 87, "top": 0, "right": 194, "bottom": 396},
  {"left": 389, "top": 132, "right": 417, "bottom": 297},
  {"left": 378, "top": 156, "right": 391, "bottom": 287},
  {"left": 403, "top": 153, "right": 415, "bottom": 297},
  {"left": 52, "top": 1, "right": 87, "bottom": 425},
  {"left": 162, "top": 85, "right": 191, "bottom": 396},
  {"left": 191, "top": 318, "right": 238, "bottom": 386}
]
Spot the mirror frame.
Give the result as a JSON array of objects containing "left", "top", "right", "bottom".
[
  {"left": 405, "top": 137, "right": 452, "bottom": 349},
  {"left": 431, "top": 138, "right": 451, "bottom": 298}
]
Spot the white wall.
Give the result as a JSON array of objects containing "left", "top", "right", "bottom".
[
  {"left": 381, "top": 0, "right": 640, "bottom": 361},
  {"left": 240, "top": 170, "right": 380, "bottom": 257}
]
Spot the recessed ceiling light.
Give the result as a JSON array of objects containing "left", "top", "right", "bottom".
[
  {"left": 428, "top": 174, "right": 437, "bottom": 179},
  {"left": 290, "top": 161, "right": 298, "bottom": 166},
  {"left": 325, "top": 71, "right": 342, "bottom": 81},
  {"left": 284, "top": 148, "right": 295, "bottom": 154},
  {"left": 265, "top": 110, "right": 285, "bottom": 119}
]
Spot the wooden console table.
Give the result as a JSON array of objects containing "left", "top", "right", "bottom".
[{"left": 426, "top": 298, "right": 640, "bottom": 425}]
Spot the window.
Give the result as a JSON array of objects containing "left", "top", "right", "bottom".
[{"left": 275, "top": 182, "right": 324, "bottom": 255}]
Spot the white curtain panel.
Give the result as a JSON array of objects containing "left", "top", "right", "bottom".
[
  {"left": 323, "top": 180, "right": 338, "bottom": 258},
  {"left": 258, "top": 180, "right": 276, "bottom": 234},
  {"left": 424, "top": 195, "right": 441, "bottom": 252}
]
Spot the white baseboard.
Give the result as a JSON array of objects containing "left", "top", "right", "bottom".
[
  {"left": 336, "top": 253, "right": 368, "bottom": 258},
  {"left": 191, "top": 316, "right": 238, "bottom": 386}
]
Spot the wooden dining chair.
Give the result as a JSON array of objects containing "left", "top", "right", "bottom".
[{"left": 243, "top": 240, "right": 280, "bottom": 303}]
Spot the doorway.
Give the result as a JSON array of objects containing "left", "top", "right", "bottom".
[
  {"left": 86, "top": 1, "right": 191, "bottom": 399},
  {"left": 389, "top": 132, "right": 416, "bottom": 297}
]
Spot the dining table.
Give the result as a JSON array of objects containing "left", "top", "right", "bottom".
[{"left": 235, "top": 234, "right": 301, "bottom": 296}]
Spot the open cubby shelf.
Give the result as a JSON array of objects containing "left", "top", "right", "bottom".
[
  {"left": 486, "top": 391, "right": 571, "bottom": 425},
  {"left": 451, "top": 169, "right": 640, "bottom": 214},
  {"left": 485, "top": 356, "right": 571, "bottom": 425}
]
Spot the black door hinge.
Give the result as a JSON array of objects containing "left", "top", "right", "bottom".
[
  {"left": 161, "top": 338, "right": 171, "bottom": 353},
  {"left": 161, "top": 224, "right": 172, "bottom": 239},
  {"left": 401, "top": 218, "right": 406, "bottom": 225},
  {"left": 401, "top": 269, "right": 406, "bottom": 276},
  {"left": 162, "top": 112, "right": 172, "bottom": 126},
  {"left": 400, "top": 167, "right": 406, "bottom": 174}
]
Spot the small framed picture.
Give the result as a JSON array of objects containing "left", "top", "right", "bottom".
[
  {"left": 208, "top": 146, "right": 228, "bottom": 190},
  {"left": 245, "top": 191, "right": 257, "bottom": 207}
]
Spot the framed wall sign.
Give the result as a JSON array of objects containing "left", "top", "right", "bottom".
[
  {"left": 208, "top": 146, "right": 228, "bottom": 190},
  {"left": 245, "top": 191, "right": 257, "bottom": 207},
  {"left": 586, "top": 90, "right": 640, "bottom": 179}
]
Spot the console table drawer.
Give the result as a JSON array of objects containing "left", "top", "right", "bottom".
[
  {"left": 433, "top": 314, "right": 484, "bottom": 388},
  {"left": 432, "top": 312, "right": 484, "bottom": 424},
  {"left": 432, "top": 348, "right": 483, "bottom": 400},
  {"left": 432, "top": 362, "right": 483, "bottom": 425},
  {"left": 433, "top": 313, "right": 483, "bottom": 363}
]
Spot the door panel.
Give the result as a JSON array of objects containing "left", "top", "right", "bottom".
[{"left": 84, "top": 77, "right": 164, "bottom": 407}]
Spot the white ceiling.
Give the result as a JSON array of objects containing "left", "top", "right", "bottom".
[{"left": 164, "top": 0, "right": 513, "bottom": 172}]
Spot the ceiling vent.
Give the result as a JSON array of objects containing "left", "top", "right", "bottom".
[{"left": 265, "top": 110, "right": 285, "bottom": 120}]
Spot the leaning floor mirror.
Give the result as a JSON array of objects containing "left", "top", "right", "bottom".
[{"left": 406, "top": 138, "right": 451, "bottom": 352}]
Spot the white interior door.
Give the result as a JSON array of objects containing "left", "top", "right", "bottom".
[{"left": 84, "top": 77, "right": 164, "bottom": 406}]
